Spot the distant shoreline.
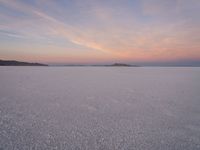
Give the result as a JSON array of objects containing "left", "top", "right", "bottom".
[{"left": 1, "top": 59, "right": 200, "bottom": 67}]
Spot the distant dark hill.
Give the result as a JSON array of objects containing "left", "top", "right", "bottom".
[
  {"left": 108, "top": 63, "right": 139, "bottom": 67},
  {"left": 0, "top": 60, "right": 48, "bottom": 66}
]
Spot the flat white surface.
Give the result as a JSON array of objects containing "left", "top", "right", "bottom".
[{"left": 0, "top": 67, "right": 200, "bottom": 150}]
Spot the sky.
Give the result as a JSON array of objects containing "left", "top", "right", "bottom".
[{"left": 0, "top": 0, "right": 200, "bottom": 65}]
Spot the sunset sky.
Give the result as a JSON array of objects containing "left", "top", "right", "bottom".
[{"left": 0, "top": 0, "right": 200, "bottom": 65}]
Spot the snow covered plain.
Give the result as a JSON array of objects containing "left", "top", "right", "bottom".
[{"left": 0, "top": 66, "right": 200, "bottom": 150}]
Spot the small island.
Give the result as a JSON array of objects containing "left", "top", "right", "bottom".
[
  {"left": 111, "top": 63, "right": 130, "bottom": 66},
  {"left": 108, "top": 63, "right": 139, "bottom": 67},
  {"left": 0, "top": 60, "right": 48, "bottom": 66}
]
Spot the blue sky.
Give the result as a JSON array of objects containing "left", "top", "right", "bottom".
[{"left": 0, "top": 0, "right": 200, "bottom": 65}]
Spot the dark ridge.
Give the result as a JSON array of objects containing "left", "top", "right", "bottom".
[
  {"left": 108, "top": 63, "right": 139, "bottom": 67},
  {"left": 0, "top": 60, "right": 48, "bottom": 66}
]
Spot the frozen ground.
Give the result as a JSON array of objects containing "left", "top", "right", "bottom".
[{"left": 0, "top": 66, "right": 200, "bottom": 150}]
